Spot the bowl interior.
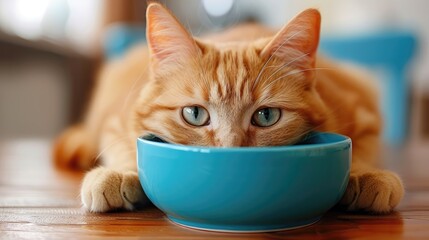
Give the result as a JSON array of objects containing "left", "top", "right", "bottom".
[{"left": 140, "top": 131, "right": 350, "bottom": 152}]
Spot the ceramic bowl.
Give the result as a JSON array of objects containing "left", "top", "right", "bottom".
[{"left": 137, "top": 132, "right": 351, "bottom": 232}]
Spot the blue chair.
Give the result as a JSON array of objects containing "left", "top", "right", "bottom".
[
  {"left": 103, "top": 24, "right": 146, "bottom": 59},
  {"left": 320, "top": 31, "right": 417, "bottom": 145},
  {"left": 103, "top": 26, "right": 417, "bottom": 145}
]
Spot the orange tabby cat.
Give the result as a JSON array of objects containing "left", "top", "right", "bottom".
[{"left": 54, "top": 3, "right": 403, "bottom": 213}]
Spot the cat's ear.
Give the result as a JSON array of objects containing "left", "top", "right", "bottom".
[
  {"left": 261, "top": 9, "right": 321, "bottom": 68},
  {"left": 146, "top": 3, "right": 199, "bottom": 70}
]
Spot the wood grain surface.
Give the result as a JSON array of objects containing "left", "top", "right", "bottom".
[{"left": 1, "top": 139, "right": 428, "bottom": 239}]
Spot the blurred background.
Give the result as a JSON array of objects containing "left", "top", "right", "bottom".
[{"left": 0, "top": 0, "right": 428, "bottom": 146}]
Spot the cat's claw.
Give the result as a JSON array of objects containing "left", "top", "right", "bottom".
[
  {"left": 340, "top": 170, "right": 404, "bottom": 213},
  {"left": 81, "top": 167, "right": 148, "bottom": 212}
]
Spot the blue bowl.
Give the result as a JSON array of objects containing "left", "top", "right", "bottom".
[{"left": 137, "top": 132, "right": 351, "bottom": 232}]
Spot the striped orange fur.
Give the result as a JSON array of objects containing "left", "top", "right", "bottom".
[{"left": 54, "top": 3, "right": 403, "bottom": 213}]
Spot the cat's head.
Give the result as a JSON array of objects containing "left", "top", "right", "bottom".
[{"left": 134, "top": 3, "right": 327, "bottom": 147}]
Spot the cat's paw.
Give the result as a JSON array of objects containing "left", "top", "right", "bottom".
[
  {"left": 340, "top": 170, "right": 404, "bottom": 213},
  {"left": 53, "top": 125, "right": 97, "bottom": 170},
  {"left": 81, "top": 167, "right": 148, "bottom": 212}
]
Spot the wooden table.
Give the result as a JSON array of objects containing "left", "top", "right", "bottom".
[{"left": 1, "top": 139, "right": 428, "bottom": 239}]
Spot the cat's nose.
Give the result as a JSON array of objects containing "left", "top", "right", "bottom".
[{"left": 219, "top": 133, "right": 245, "bottom": 147}]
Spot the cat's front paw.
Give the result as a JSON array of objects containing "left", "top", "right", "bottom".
[
  {"left": 81, "top": 167, "right": 148, "bottom": 212},
  {"left": 340, "top": 170, "right": 404, "bottom": 213}
]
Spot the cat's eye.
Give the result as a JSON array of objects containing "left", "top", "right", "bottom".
[
  {"left": 182, "top": 106, "right": 210, "bottom": 126},
  {"left": 252, "top": 107, "right": 281, "bottom": 127}
]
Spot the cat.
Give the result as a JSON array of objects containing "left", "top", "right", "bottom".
[{"left": 53, "top": 3, "right": 404, "bottom": 214}]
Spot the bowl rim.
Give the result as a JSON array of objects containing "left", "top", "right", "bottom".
[{"left": 137, "top": 132, "right": 351, "bottom": 154}]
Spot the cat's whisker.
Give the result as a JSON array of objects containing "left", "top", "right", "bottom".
[
  {"left": 252, "top": 29, "right": 305, "bottom": 90},
  {"left": 184, "top": 10, "right": 194, "bottom": 37},
  {"left": 289, "top": 129, "right": 315, "bottom": 144},
  {"left": 193, "top": 4, "right": 205, "bottom": 36},
  {"left": 264, "top": 52, "right": 310, "bottom": 82},
  {"left": 229, "top": 4, "right": 242, "bottom": 29},
  {"left": 261, "top": 67, "right": 337, "bottom": 92},
  {"left": 121, "top": 66, "right": 149, "bottom": 114},
  {"left": 264, "top": 64, "right": 293, "bottom": 69},
  {"left": 300, "top": 119, "right": 356, "bottom": 141},
  {"left": 291, "top": 104, "right": 359, "bottom": 144},
  {"left": 93, "top": 135, "right": 132, "bottom": 163}
]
